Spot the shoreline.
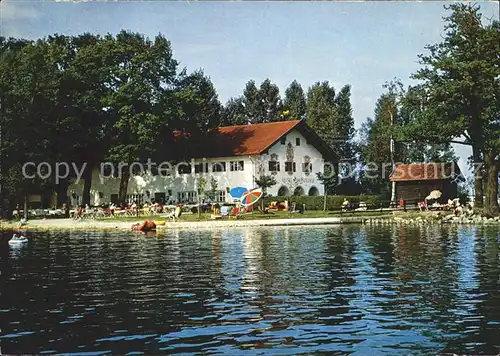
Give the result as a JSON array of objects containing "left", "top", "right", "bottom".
[
  {"left": 0, "top": 216, "right": 369, "bottom": 231},
  {"left": 2, "top": 211, "right": 499, "bottom": 232}
]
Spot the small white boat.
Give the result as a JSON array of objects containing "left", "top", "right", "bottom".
[{"left": 8, "top": 236, "right": 28, "bottom": 245}]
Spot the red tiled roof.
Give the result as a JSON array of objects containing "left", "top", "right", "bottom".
[
  {"left": 172, "top": 120, "right": 337, "bottom": 160},
  {"left": 213, "top": 120, "right": 301, "bottom": 156},
  {"left": 389, "top": 162, "right": 462, "bottom": 182}
]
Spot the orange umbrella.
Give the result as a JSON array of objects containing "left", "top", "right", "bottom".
[{"left": 240, "top": 188, "right": 263, "bottom": 207}]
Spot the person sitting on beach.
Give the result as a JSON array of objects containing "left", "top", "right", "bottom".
[{"left": 341, "top": 199, "right": 350, "bottom": 212}]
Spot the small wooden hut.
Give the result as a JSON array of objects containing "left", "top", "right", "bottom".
[{"left": 389, "top": 162, "right": 463, "bottom": 203}]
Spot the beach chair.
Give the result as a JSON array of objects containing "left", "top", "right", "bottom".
[
  {"left": 166, "top": 206, "right": 182, "bottom": 221},
  {"left": 229, "top": 207, "right": 240, "bottom": 219},
  {"left": 220, "top": 206, "right": 230, "bottom": 219}
]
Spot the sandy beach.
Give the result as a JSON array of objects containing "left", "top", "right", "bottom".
[{"left": 0, "top": 216, "right": 367, "bottom": 231}]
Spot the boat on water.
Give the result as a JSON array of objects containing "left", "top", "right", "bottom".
[{"left": 9, "top": 235, "right": 28, "bottom": 246}]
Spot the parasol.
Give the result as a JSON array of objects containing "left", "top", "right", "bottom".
[
  {"left": 229, "top": 186, "right": 248, "bottom": 200},
  {"left": 426, "top": 190, "right": 442, "bottom": 201},
  {"left": 240, "top": 187, "right": 263, "bottom": 207}
]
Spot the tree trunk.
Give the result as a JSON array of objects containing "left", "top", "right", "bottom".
[
  {"left": 56, "top": 178, "right": 69, "bottom": 208},
  {"left": 472, "top": 145, "right": 484, "bottom": 208},
  {"left": 24, "top": 193, "right": 28, "bottom": 221},
  {"left": 82, "top": 165, "right": 92, "bottom": 206},
  {"left": 119, "top": 168, "right": 130, "bottom": 205},
  {"left": 483, "top": 150, "right": 499, "bottom": 217}
]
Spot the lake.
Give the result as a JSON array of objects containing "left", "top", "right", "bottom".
[{"left": 1, "top": 225, "right": 499, "bottom": 354}]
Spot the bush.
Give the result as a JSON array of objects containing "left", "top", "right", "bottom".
[{"left": 263, "top": 195, "right": 382, "bottom": 211}]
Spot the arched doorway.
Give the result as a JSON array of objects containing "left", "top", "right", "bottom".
[
  {"left": 308, "top": 186, "right": 319, "bottom": 196},
  {"left": 293, "top": 186, "right": 305, "bottom": 196},
  {"left": 277, "top": 186, "right": 290, "bottom": 197}
]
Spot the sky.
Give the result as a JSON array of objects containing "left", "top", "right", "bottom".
[{"left": 1, "top": 0, "right": 499, "bottom": 179}]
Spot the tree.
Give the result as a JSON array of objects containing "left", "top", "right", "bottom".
[
  {"left": 404, "top": 4, "right": 500, "bottom": 215},
  {"left": 103, "top": 31, "right": 179, "bottom": 204},
  {"left": 258, "top": 78, "right": 283, "bottom": 123},
  {"left": 173, "top": 69, "right": 223, "bottom": 159},
  {"left": 359, "top": 88, "right": 458, "bottom": 196},
  {"left": 334, "top": 85, "right": 356, "bottom": 159},
  {"left": 222, "top": 97, "right": 247, "bottom": 126},
  {"left": 0, "top": 37, "right": 67, "bottom": 213},
  {"left": 242, "top": 80, "right": 261, "bottom": 124},
  {"left": 306, "top": 81, "right": 337, "bottom": 148},
  {"left": 283, "top": 80, "right": 306, "bottom": 121},
  {"left": 254, "top": 175, "right": 277, "bottom": 212},
  {"left": 206, "top": 177, "right": 218, "bottom": 202},
  {"left": 359, "top": 93, "right": 402, "bottom": 197},
  {"left": 195, "top": 177, "right": 207, "bottom": 218}
]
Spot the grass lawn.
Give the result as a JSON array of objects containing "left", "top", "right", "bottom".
[{"left": 96, "top": 209, "right": 392, "bottom": 222}]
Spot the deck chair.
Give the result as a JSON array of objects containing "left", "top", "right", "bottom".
[
  {"left": 166, "top": 206, "right": 182, "bottom": 221},
  {"left": 220, "top": 206, "right": 230, "bottom": 218},
  {"left": 229, "top": 206, "right": 240, "bottom": 219}
]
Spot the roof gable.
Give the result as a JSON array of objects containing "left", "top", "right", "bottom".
[{"left": 176, "top": 120, "right": 337, "bottom": 160}]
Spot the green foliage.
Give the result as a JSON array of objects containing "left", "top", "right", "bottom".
[
  {"left": 255, "top": 174, "right": 277, "bottom": 211},
  {"left": 263, "top": 195, "right": 382, "bottom": 210},
  {"left": 254, "top": 175, "right": 277, "bottom": 194},
  {"left": 402, "top": 3, "right": 500, "bottom": 215},
  {"left": 222, "top": 97, "right": 247, "bottom": 126},
  {"left": 283, "top": 80, "right": 306, "bottom": 121},
  {"left": 223, "top": 78, "right": 283, "bottom": 125},
  {"left": 206, "top": 177, "right": 218, "bottom": 201},
  {"left": 258, "top": 78, "right": 283, "bottom": 123}
]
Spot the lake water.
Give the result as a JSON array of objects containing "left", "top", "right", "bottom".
[{"left": 1, "top": 225, "right": 499, "bottom": 355}]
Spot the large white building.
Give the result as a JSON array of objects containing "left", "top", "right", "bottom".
[{"left": 67, "top": 120, "right": 336, "bottom": 206}]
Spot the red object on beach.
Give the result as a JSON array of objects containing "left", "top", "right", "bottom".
[{"left": 132, "top": 220, "right": 156, "bottom": 232}]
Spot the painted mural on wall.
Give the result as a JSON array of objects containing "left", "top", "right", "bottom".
[{"left": 286, "top": 142, "right": 294, "bottom": 176}]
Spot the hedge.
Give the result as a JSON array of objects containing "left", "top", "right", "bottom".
[{"left": 263, "top": 195, "right": 383, "bottom": 211}]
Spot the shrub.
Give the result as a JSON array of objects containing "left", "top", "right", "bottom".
[{"left": 263, "top": 195, "right": 382, "bottom": 211}]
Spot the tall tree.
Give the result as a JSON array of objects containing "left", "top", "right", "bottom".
[
  {"left": 103, "top": 31, "right": 179, "bottom": 204},
  {"left": 283, "top": 80, "right": 306, "bottom": 121},
  {"left": 306, "top": 81, "right": 339, "bottom": 193},
  {"left": 242, "top": 80, "right": 261, "bottom": 124},
  {"left": 334, "top": 85, "right": 356, "bottom": 159},
  {"left": 221, "top": 97, "right": 248, "bottom": 126},
  {"left": 403, "top": 4, "right": 500, "bottom": 215},
  {"left": 258, "top": 78, "right": 282, "bottom": 123},
  {"left": 173, "top": 70, "right": 223, "bottom": 158},
  {"left": 306, "top": 81, "right": 338, "bottom": 147}
]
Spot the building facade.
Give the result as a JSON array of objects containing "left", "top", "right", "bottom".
[{"left": 67, "top": 120, "right": 336, "bottom": 206}]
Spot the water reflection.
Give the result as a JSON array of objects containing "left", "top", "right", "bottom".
[{"left": 0, "top": 225, "right": 499, "bottom": 354}]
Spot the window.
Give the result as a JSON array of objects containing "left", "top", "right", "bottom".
[
  {"left": 269, "top": 161, "right": 280, "bottom": 172},
  {"left": 280, "top": 136, "right": 287, "bottom": 145},
  {"left": 212, "top": 162, "right": 226, "bottom": 172},
  {"left": 296, "top": 138, "right": 301, "bottom": 146},
  {"left": 302, "top": 162, "right": 312, "bottom": 173},
  {"left": 110, "top": 194, "right": 119, "bottom": 204},
  {"left": 126, "top": 194, "right": 144, "bottom": 204},
  {"left": 215, "top": 190, "right": 226, "bottom": 202},
  {"left": 177, "top": 191, "right": 197, "bottom": 203},
  {"left": 194, "top": 162, "right": 209, "bottom": 173},
  {"left": 230, "top": 161, "right": 244, "bottom": 171},
  {"left": 178, "top": 163, "right": 192, "bottom": 174},
  {"left": 154, "top": 192, "right": 166, "bottom": 204},
  {"left": 285, "top": 162, "right": 296, "bottom": 172}
]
